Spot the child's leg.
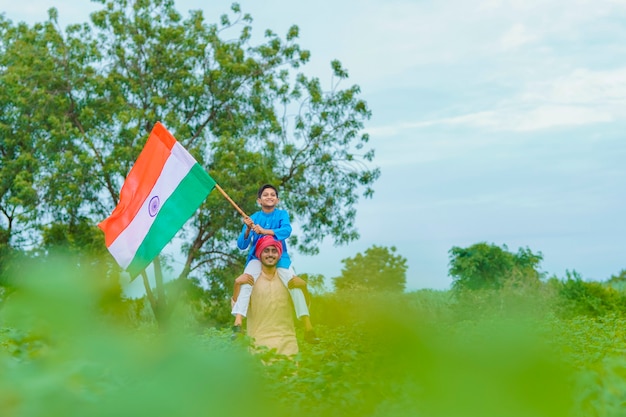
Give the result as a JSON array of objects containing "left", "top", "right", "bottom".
[
  {"left": 278, "top": 268, "right": 320, "bottom": 344},
  {"left": 231, "top": 260, "right": 262, "bottom": 319},
  {"left": 231, "top": 281, "right": 253, "bottom": 319},
  {"left": 277, "top": 267, "right": 311, "bottom": 320}
]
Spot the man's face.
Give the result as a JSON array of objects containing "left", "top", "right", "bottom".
[
  {"left": 257, "top": 188, "right": 278, "bottom": 209},
  {"left": 260, "top": 245, "right": 280, "bottom": 266}
]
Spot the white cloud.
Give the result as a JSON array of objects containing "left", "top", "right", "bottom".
[
  {"left": 509, "top": 105, "right": 613, "bottom": 131},
  {"left": 323, "top": 0, "right": 626, "bottom": 92},
  {"left": 506, "top": 67, "right": 626, "bottom": 130},
  {"left": 370, "top": 66, "right": 626, "bottom": 134},
  {"left": 370, "top": 104, "right": 610, "bottom": 134},
  {"left": 500, "top": 23, "right": 538, "bottom": 50},
  {"left": 523, "top": 68, "right": 626, "bottom": 105}
]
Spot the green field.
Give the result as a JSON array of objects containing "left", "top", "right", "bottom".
[{"left": 2, "top": 259, "right": 626, "bottom": 417}]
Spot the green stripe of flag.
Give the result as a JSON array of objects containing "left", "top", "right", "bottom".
[{"left": 126, "top": 164, "right": 216, "bottom": 278}]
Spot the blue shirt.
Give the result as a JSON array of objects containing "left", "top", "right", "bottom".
[{"left": 237, "top": 208, "right": 292, "bottom": 268}]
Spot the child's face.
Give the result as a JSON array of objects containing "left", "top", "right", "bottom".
[{"left": 257, "top": 188, "right": 278, "bottom": 209}]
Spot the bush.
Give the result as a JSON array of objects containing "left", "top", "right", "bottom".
[{"left": 556, "top": 271, "right": 626, "bottom": 317}]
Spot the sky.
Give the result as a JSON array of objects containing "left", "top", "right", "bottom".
[{"left": 2, "top": 0, "right": 625, "bottom": 292}]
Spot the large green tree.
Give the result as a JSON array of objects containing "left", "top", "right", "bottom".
[
  {"left": 333, "top": 245, "right": 407, "bottom": 292},
  {"left": 0, "top": 0, "right": 379, "bottom": 321},
  {"left": 448, "top": 242, "right": 544, "bottom": 291},
  {"left": 0, "top": 18, "right": 43, "bottom": 252}
]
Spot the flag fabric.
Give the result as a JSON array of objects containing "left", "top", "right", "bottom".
[{"left": 98, "top": 122, "right": 215, "bottom": 279}]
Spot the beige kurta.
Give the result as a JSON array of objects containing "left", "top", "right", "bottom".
[{"left": 247, "top": 270, "right": 299, "bottom": 356}]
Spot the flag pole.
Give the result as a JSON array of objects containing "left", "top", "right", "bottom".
[{"left": 215, "top": 184, "right": 248, "bottom": 218}]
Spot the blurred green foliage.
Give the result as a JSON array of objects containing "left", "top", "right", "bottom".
[
  {"left": 2, "top": 254, "right": 626, "bottom": 416},
  {"left": 0, "top": 256, "right": 279, "bottom": 417},
  {"left": 552, "top": 270, "right": 626, "bottom": 318}
]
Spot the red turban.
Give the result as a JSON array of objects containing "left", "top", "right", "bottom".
[{"left": 254, "top": 235, "right": 283, "bottom": 260}]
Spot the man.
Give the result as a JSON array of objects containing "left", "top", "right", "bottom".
[{"left": 239, "top": 235, "right": 299, "bottom": 356}]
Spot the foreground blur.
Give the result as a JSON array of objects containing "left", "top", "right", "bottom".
[{"left": 2, "top": 255, "right": 616, "bottom": 417}]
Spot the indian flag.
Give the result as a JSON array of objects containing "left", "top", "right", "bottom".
[{"left": 98, "top": 122, "right": 216, "bottom": 279}]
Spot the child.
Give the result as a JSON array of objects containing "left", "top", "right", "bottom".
[{"left": 230, "top": 184, "right": 319, "bottom": 344}]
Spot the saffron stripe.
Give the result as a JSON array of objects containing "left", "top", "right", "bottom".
[{"left": 106, "top": 145, "right": 196, "bottom": 268}]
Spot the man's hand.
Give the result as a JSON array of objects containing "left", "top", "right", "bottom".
[
  {"left": 288, "top": 276, "right": 307, "bottom": 289},
  {"left": 235, "top": 274, "right": 254, "bottom": 286}
]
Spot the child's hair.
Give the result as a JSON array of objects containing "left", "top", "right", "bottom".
[{"left": 257, "top": 184, "right": 278, "bottom": 198}]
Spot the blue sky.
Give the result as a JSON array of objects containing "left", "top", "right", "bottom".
[{"left": 3, "top": 0, "right": 626, "bottom": 291}]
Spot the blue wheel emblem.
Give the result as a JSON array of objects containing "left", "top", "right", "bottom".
[{"left": 148, "top": 196, "right": 160, "bottom": 217}]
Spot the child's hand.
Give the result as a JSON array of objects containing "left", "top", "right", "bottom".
[
  {"left": 243, "top": 216, "right": 254, "bottom": 228},
  {"left": 252, "top": 224, "right": 266, "bottom": 235},
  {"left": 235, "top": 274, "right": 254, "bottom": 286}
]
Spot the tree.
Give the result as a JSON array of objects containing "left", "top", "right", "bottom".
[
  {"left": 333, "top": 245, "right": 407, "bottom": 292},
  {"left": 0, "top": 17, "right": 44, "bottom": 253},
  {"left": 0, "top": 1, "right": 379, "bottom": 324},
  {"left": 448, "top": 242, "right": 544, "bottom": 291},
  {"left": 300, "top": 273, "right": 329, "bottom": 295}
]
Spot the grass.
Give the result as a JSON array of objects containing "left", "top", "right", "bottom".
[{"left": 1, "top": 258, "right": 625, "bottom": 416}]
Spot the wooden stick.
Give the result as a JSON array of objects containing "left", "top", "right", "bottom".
[{"left": 215, "top": 183, "right": 248, "bottom": 218}]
